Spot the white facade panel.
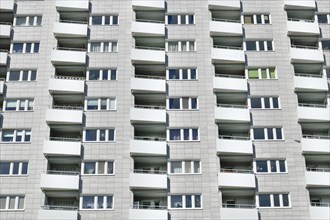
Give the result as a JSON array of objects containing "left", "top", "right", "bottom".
[
  {"left": 310, "top": 206, "right": 330, "bottom": 220},
  {"left": 56, "top": 0, "right": 89, "bottom": 11},
  {"left": 130, "top": 107, "right": 166, "bottom": 123},
  {"left": 297, "top": 106, "right": 330, "bottom": 122},
  {"left": 0, "top": 0, "right": 14, "bottom": 11},
  {"left": 132, "top": 21, "right": 165, "bottom": 36},
  {"left": 208, "top": 0, "right": 241, "bottom": 10},
  {"left": 0, "top": 24, "right": 11, "bottom": 38},
  {"left": 284, "top": 0, "right": 316, "bottom": 9},
  {"left": 0, "top": 80, "right": 3, "bottom": 94},
  {"left": 287, "top": 20, "right": 320, "bottom": 35},
  {"left": 0, "top": 51, "right": 8, "bottom": 65},
  {"left": 132, "top": 0, "right": 164, "bottom": 10},
  {"left": 301, "top": 138, "right": 330, "bottom": 154},
  {"left": 214, "top": 106, "right": 250, "bottom": 123},
  {"left": 290, "top": 47, "right": 324, "bottom": 63},
  {"left": 131, "top": 48, "right": 165, "bottom": 64}
]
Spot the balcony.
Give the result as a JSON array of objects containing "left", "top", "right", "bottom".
[
  {"left": 131, "top": 47, "right": 165, "bottom": 64},
  {"left": 294, "top": 73, "right": 328, "bottom": 91},
  {"left": 284, "top": 0, "right": 316, "bottom": 9},
  {"left": 215, "top": 104, "right": 249, "bottom": 123},
  {"left": 297, "top": 104, "right": 330, "bottom": 122},
  {"left": 310, "top": 203, "right": 330, "bottom": 220},
  {"left": 129, "top": 207, "right": 167, "bottom": 220},
  {"left": 38, "top": 208, "right": 78, "bottom": 220},
  {"left": 305, "top": 168, "right": 330, "bottom": 187},
  {"left": 130, "top": 105, "right": 166, "bottom": 124},
  {"left": 40, "top": 171, "right": 80, "bottom": 190},
  {"left": 0, "top": 79, "right": 4, "bottom": 94},
  {"left": 132, "top": 20, "right": 165, "bottom": 37},
  {"left": 46, "top": 106, "right": 83, "bottom": 125},
  {"left": 208, "top": 0, "right": 241, "bottom": 10},
  {"left": 290, "top": 46, "right": 324, "bottom": 63},
  {"left": 287, "top": 19, "right": 319, "bottom": 35},
  {"left": 218, "top": 169, "right": 255, "bottom": 188},
  {"left": 51, "top": 48, "right": 86, "bottom": 65},
  {"left": 130, "top": 137, "right": 167, "bottom": 156},
  {"left": 0, "top": 0, "right": 14, "bottom": 11},
  {"left": 53, "top": 21, "right": 88, "bottom": 38},
  {"left": 301, "top": 135, "right": 330, "bottom": 154},
  {"left": 210, "top": 19, "right": 242, "bottom": 36},
  {"left": 131, "top": 76, "right": 166, "bottom": 93},
  {"left": 212, "top": 46, "right": 245, "bottom": 63},
  {"left": 213, "top": 75, "right": 247, "bottom": 92},
  {"left": 217, "top": 136, "right": 253, "bottom": 155},
  {"left": 56, "top": 0, "right": 89, "bottom": 11},
  {"left": 129, "top": 170, "right": 167, "bottom": 189},
  {"left": 220, "top": 205, "right": 258, "bottom": 220},
  {"left": 48, "top": 76, "right": 85, "bottom": 94},
  {"left": 43, "top": 139, "right": 81, "bottom": 156},
  {"left": 0, "top": 50, "right": 8, "bottom": 65},
  {"left": 132, "top": 0, "right": 164, "bottom": 10},
  {"left": 0, "top": 23, "right": 11, "bottom": 38}
]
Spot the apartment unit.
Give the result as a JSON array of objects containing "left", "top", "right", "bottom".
[{"left": 0, "top": 0, "right": 329, "bottom": 220}]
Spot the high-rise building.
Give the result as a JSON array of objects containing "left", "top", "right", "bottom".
[{"left": 0, "top": 0, "right": 329, "bottom": 219}]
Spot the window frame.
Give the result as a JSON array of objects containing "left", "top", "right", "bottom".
[
  {"left": 0, "top": 129, "right": 32, "bottom": 143},
  {"left": 254, "top": 159, "right": 287, "bottom": 174},
  {"left": 166, "top": 14, "right": 195, "bottom": 25},
  {"left": 167, "top": 97, "right": 198, "bottom": 110},
  {"left": 14, "top": 15, "right": 42, "bottom": 26},
  {"left": 167, "top": 128, "right": 200, "bottom": 142},
  {"left": 0, "top": 195, "right": 25, "bottom": 210},
  {"left": 83, "top": 128, "right": 115, "bottom": 142},
  {"left": 7, "top": 69, "right": 37, "bottom": 82},
  {"left": 249, "top": 96, "right": 281, "bottom": 109},
  {"left": 82, "top": 161, "right": 114, "bottom": 175},
  {"left": 166, "top": 41, "right": 196, "bottom": 52},
  {"left": 167, "top": 68, "right": 198, "bottom": 80},
  {"left": 80, "top": 195, "right": 114, "bottom": 210},
  {"left": 251, "top": 127, "right": 284, "bottom": 141},
  {"left": 169, "top": 194, "right": 202, "bottom": 209},
  {"left": 87, "top": 69, "right": 117, "bottom": 81},
  {"left": 256, "top": 193, "right": 291, "bottom": 208},
  {"left": 244, "top": 40, "right": 274, "bottom": 51},
  {"left": 246, "top": 67, "right": 277, "bottom": 79},
  {"left": 242, "top": 14, "right": 272, "bottom": 25},
  {"left": 4, "top": 99, "right": 34, "bottom": 111},
  {"left": 11, "top": 42, "right": 40, "bottom": 53},
  {"left": 88, "top": 41, "right": 118, "bottom": 53},
  {"left": 84, "top": 97, "right": 116, "bottom": 111},
  {"left": 168, "top": 161, "right": 201, "bottom": 175},
  {"left": 0, "top": 162, "right": 28, "bottom": 176},
  {"left": 89, "top": 15, "right": 119, "bottom": 25}
]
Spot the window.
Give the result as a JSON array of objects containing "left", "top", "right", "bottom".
[
  {"left": 167, "top": 68, "right": 197, "bottom": 80},
  {"left": 85, "top": 98, "right": 116, "bottom": 110},
  {"left": 246, "top": 67, "right": 276, "bottom": 79},
  {"left": 249, "top": 97, "right": 280, "bottom": 109},
  {"left": 252, "top": 127, "right": 284, "bottom": 140},
  {"left": 322, "top": 40, "right": 330, "bottom": 50},
  {"left": 15, "top": 15, "right": 42, "bottom": 26},
  {"left": 83, "top": 161, "right": 114, "bottom": 175},
  {"left": 0, "top": 129, "right": 31, "bottom": 143},
  {"left": 89, "top": 42, "right": 118, "bottom": 52},
  {"left": 0, "top": 162, "right": 28, "bottom": 175},
  {"left": 167, "top": 41, "right": 196, "bottom": 52},
  {"left": 84, "top": 129, "right": 115, "bottom": 142},
  {"left": 4, "top": 99, "right": 34, "bottom": 111},
  {"left": 7, "top": 70, "right": 37, "bottom": 82},
  {"left": 169, "top": 195, "right": 202, "bottom": 209},
  {"left": 317, "top": 14, "right": 329, "bottom": 24},
  {"left": 81, "top": 195, "right": 113, "bottom": 210},
  {"left": 90, "top": 15, "right": 118, "bottom": 25},
  {"left": 168, "top": 128, "right": 199, "bottom": 141},
  {"left": 257, "top": 194, "right": 290, "bottom": 208},
  {"left": 167, "top": 14, "right": 195, "bottom": 25},
  {"left": 245, "top": 41, "right": 274, "bottom": 51},
  {"left": 168, "top": 97, "right": 198, "bottom": 110},
  {"left": 0, "top": 195, "right": 25, "bottom": 210},
  {"left": 169, "top": 161, "right": 201, "bottom": 174},
  {"left": 12, "top": 42, "right": 39, "bottom": 53},
  {"left": 243, "top": 14, "right": 271, "bottom": 24},
  {"left": 255, "top": 159, "right": 287, "bottom": 173},
  {"left": 87, "top": 69, "right": 116, "bottom": 81}
]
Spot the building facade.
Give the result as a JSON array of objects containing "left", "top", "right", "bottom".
[{"left": 0, "top": 0, "right": 329, "bottom": 219}]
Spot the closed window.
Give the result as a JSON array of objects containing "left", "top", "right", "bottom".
[
  {"left": 81, "top": 195, "right": 113, "bottom": 210},
  {"left": 167, "top": 14, "right": 194, "bottom": 25},
  {"left": 4, "top": 99, "right": 34, "bottom": 111},
  {"left": 88, "top": 69, "right": 116, "bottom": 81},
  {"left": 84, "top": 129, "right": 115, "bottom": 142},
  {"left": 322, "top": 40, "right": 330, "bottom": 51},
  {"left": 258, "top": 193, "right": 290, "bottom": 208},
  {"left": 245, "top": 41, "right": 274, "bottom": 51},
  {"left": 12, "top": 42, "right": 39, "bottom": 53},
  {"left": 243, "top": 14, "right": 271, "bottom": 24},
  {"left": 168, "top": 128, "right": 199, "bottom": 141},
  {"left": 89, "top": 42, "right": 118, "bottom": 52},
  {"left": 317, "top": 14, "right": 329, "bottom": 24},
  {"left": 85, "top": 98, "right": 116, "bottom": 110},
  {"left": 167, "top": 41, "right": 196, "bottom": 52},
  {"left": 167, "top": 68, "right": 197, "bottom": 80},
  {"left": 252, "top": 127, "right": 284, "bottom": 140},
  {"left": 0, "top": 162, "right": 28, "bottom": 175},
  {"left": 255, "top": 159, "right": 287, "bottom": 173},
  {"left": 90, "top": 15, "right": 118, "bottom": 25},
  {"left": 0, "top": 129, "right": 31, "bottom": 143},
  {"left": 83, "top": 161, "right": 114, "bottom": 175},
  {"left": 168, "top": 97, "right": 198, "bottom": 110},
  {"left": 7, "top": 70, "right": 37, "bottom": 82},
  {"left": 250, "top": 97, "right": 280, "bottom": 109},
  {"left": 0, "top": 195, "right": 25, "bottom": 210},
  {"left": 170, "top": 195, "right": 202, "bottom": 209},
  {"left": 169, "top": 161, "right": 201, "bottom": 174},
  {"left": 246, "top": 67, "right": 276, "bottom": 79},
  {"left": 15, "top": 15, "right": 42, "bottom": 26}
]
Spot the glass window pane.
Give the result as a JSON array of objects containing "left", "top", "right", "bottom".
[
  {"left": 188, "top": 15, "right": 194, "bottom": 24},
  {"left": 92, "top": 16, "right": 102, "bottom": 25},
  {"left": 0, "top": 197, "right": 6, "bottom": 209},
  {"left": 17, "top": 196, "right": 24, "bottom": 209},
  {"left": 28, "top": 100, "right": 33, "bottom": 110},
  {"left": 102, "top": 70, "right": 108, "bottom": 80},
  {"left": 273, "top": 194, "right": 280, "bottom": 207},
  {"left": 259, "top": 41, "right": 265, "bottom": 51},
  {"left": 248, "top": 69, "right": 259, "bottom": 79},
  {"left": 16, "top": 17, "right": 26, "bottom": 26},
  {"left": 190, "top": 69, "right": 196, "bottom": 79},
  {"left": 103, "top": 42, "right": 109, "bottom": 52},
  {"left": 107, "top": 196, "right": 113, "bottom": 208},
  {"left": 109, "top": 99, "right": 116, "bottom": 110},
  {"left": 2, "top": 130, "right": 14, "bottom": 142},
  {"left": 30, "top": 70, "right": 37, "bottom": 80},
  {"left": 322, "top": 41, "right": 330, "bottom": 50},
  {"left": 112, "top": 16, "right": 118, "bottom": 25},
  {"left": 264, "top": 97, "right": 270, "bottom": 108},
  {"left": 171, "top": 195, "right": 182, "bottom": 208},
  {"left": 22, "top": 71, "right": 29, "bottom": 81},
  {"left": 99, "top": 129, "right": 106, "bottom": 141},
  {"left": 264, "top": 15, "right": 270, "bottom": 24},
  {"left": 256, "top": 15, "right": 262, "bottom": 24},
  {"left": 185, "top": 161, "right": 191, "bottom": 173},
  {"left": 97, "top": 196, "right": 103, "bottom": 209},
  {"left": 12, "top": 162, "right": 19, "bottom": 174},
  {"left": 9, "top": 71, "right": 20, "bottom": 81},
  {"left": 34, "top": 43, "right": 39, "bottom": 53},
  {"left": 318, "top": 15, "right": 328, "bottom": 23},
  {"left": 111, "top": 42, "right": 117, "bottom": 52},
  {"left": 22, "top": 162, "right": 28, "bottom": 174},
  {"left": 279, "top": 160, "right": 286, "bottom": 172},
  {"left": 169, "top": 129, "right": 180, "bottom": 140},
  {"left": 24, "top": 130, "right": 31, "bottom": 142},
  {"left": 282, "top": 194, "right": 289, "bottom": 206},
  {"left": 101, "top": 99, "right": 107, "bottom": 110},
  {"left": 171, "top": 161, "right": 182, "bottom": 173},
  {"left": 244, "top": 15, "right": 253, "bottom": 24},
  {"left": 267, "top": 41, "right": 273, "bottom": 51},
  {"left": 191, "top": 98, "right": 197, "bottom": 109},
  {"left": 110, "top": 70, "right": 116, "bottom": 80},
  {"left": 180, "top": 15, "right": 186, "bottom": 24},
  {"left": 251, "top": 98, "right": 262, "bottom": 108},
  {"left": 169, "top": 69, "right": 179, "bottom": 79},
  {"left": 28, "top": 17, "right": 34, "bottom": 25},
  {"left": 107, "top": 162, "right": 114, "bottom": 174},
  {"left": 104, "top": 16, "right": 110, "bottom": 25},
  {"left": 8, "top": 197, "right": 15, "bottom": 209},
  {"left": 16, "top": 130, "right": 23, "bottom": 142},
  {"left": 168, "top": 15, "right": 178, "bottom": 24},
  {"left": 273, "top": 97, "right": 279, "bottom": 108},
  {"left": 0, "top": 162, "right": 10, "bottom": 174},
  {"left": 25, "top": 43, "right": 31, "bottom": 53},
  {"left": 259, "top": 194, "right": 271, "bottom": 207},
  {"left": 91, "top": 43, "right": 101, "bottom": 52},
  {"left": 168, "top": 42, "right": 178, "bottom": 52},
  {"left": 85, "top": 130, "right": 97, "bottom": 141},
  {"left": 194, "top": 161, "right": 200, "bottom": 173},
  {"left": 189, "top": 41, "right": 195, "bottom": 51},
  {"left": 253, "top": 128, "right": 265, "bottom": 139},
  {"left": 256, "top": 160, "right": 268, "bottom": 172},
  {"left": 36, "top": 16, "right": 42, "bottom": 25},
  {"left": 89, "top": 70, "right": 99, "bottom": 80},
  {"left": 182, "top": 98, "right": 189, "bottom": 109},
  {"left": 183, "top": 129, "right": 190, "bottom": 140},
  {"left": 270, "top": 160, "right": 277, "bottom": 172},
  {"left": 192, "top": 129, "right": 198, "bottom": 140},
  {"left": 84, "top": 162, "right": 96, "bottom": 174},
  {"left": 108, "top": 129, "right": 115, "bottom": 141},
  {"left": 181, "top": 41, "right": 187, "bottom": 51},
  {"left": 276, "top": 128, "right": 282, "bottom": 139},
  {"left": 83, "top": 196, "right": 94, "bottom": 209},
  {"left": 182, "top": 69, "right": 188, "bottom": 79},
  {"left": 246, "top": 41, "right": 256, "bottom": 51},
  {"left": 261, "top": 69, "right": 267, "bottom": 78},
  {"left": 13, "top": 43, "right": 24, "bottom": 53},
  {"left": 195, "top": 195, "right": 201, "bottom": 208},
  {"left": 87, "top": 99, "right": 98, "bottom": 110},
  {"left": 19, "top": 100, "right": 25, "bottom": 110},
  {"left": 269, "top": 68, "right": 276, "bottom": 79},
  {"left": 267, "top": 128, "right": 274, "bottom": 139},
  {"left": 185, "top": 195, "right": 192, "bottom": 208},
  {"left": 6, "top": 100, "right": 17, "bottom": 111}
]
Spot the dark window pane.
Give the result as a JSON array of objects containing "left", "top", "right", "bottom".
[
  {"left": 270, "top": 160, "right": 277, "bottom": 172},
  {"left": 251, "top": 98, "right": 262, "bottom": 108},
  {"left": 190, "top": 69, "right": 196, "bottom": 79},
  {"left": 83, "top": 196, "right": 94, "bottom": 208},
  {"left": 13, "top": 43, "right": 24, "bottom": 53},
  {"left": 86, "top": 130, "right": 97, "bottom": 141},
  {"left": 107, "top": 196, "right": 113, "bottom": 208},
  {"left": 264, "top": 15, "right": 270, "bottom": 24},
  {"left": 108, "top": 129, "right": 114, "bottom": 141},
  {"left": 16, "top": 130, "right": 23, "bottom": 141},
  {"left": 0, "top": 196, "right": 6, "bottom": 209},
  {"left": 92, "top": 16, "right": 102, "bottom": 25},
  {"left": 185, "top": 195, "right": 192, "bottom": 208},
  {"left": 102, "top": 70, "right": 108, "bottom": 80},
  {"left": 22, "top": 71, "right": 29, "bottom": 81},
  {"left": 195, "top": 195, "right": 201, "bottom": 208},
  {"left": 24, "top": 130, "right": 31, "bottom": 142},
  {"left": 171, "top": 195, "right": 182, "bottom": 208},
  {"left": 182, "top": 98, "right": 189, "bottom": 109},
  {"left": 191, "top": 98, "right": 197, "bottom": 109},
  {"left": 256, "top": 160, "right": 268, "bottom": 172},
  {"left": 0, "top": 162, "right": 10, "bottom": 174},
  {"left": 256, "top": 15, "right": 262, "bottom": 24},
  {"left": 253, "top": 128, "right": 265, "bottom": 139},
  {"left": 279, "top": 160, "right": 286, "bottom": 172},
  {"left": 267, "top": 41, "right": 273, "bottom": 51},
  {"left": 180, "top": 15, "right": 186, "bottom": 24},
  {"left": 84, "top": 162, "right": 95, "bottom": 174},
  {"left": 12, "top": 162, "right": 19, "bottom": 174},
  {"left": 192, "top": 129, "right": 198, "bottom": 140},
  {"left": 267, "top": 128, "right": 274, "bottom": 139},
  {"left": 259, "top": 41, "right": 265, "bottom": 51},
  {"left": 264, "top": 97, "right": 270, "bottom": 108},
  {"left": 112, "top": 16, "right": 118, "bottom": 25},
  {"left": 183, "top": 129, "right": 190, "bottom": 140},
  {"left": 259, "top": 194, "right": 271, "bottom": 207},
  {"left": 318, "top": 15, "right": 328, "bottom": 23},
  {"left": 182, "top": 69, "right": 188, "bottom": 79},
  {"left": 322, "top": 41, "right": 330, "bottom": 50},
  {"left": 104, "top": 16, "right": 110, "bottom": 25},
  {"left": 276, "top": 128, "right": 282, "bottom": 139},
  {"left": 25, "top": 43, "right": 31, "bottom": 53},
  {"left": 169, "top": 69, "right": 179, "bottom": 79},
  {"left": 89, "top": 70, "right": 99, "bottom": 80},
  {"left": 246, "top": 41, "right": 256, "bottom": 51},
  {"left": 273, "top": 97, "right": 279, "bottom": 108},
  {"left": 169, "top": 98, "right": 180, "bottom": 109},
  {"left": 188, "top": 15, "right": 194, "bottom": 24},
  {"left": 168, "top": 15, "right": 178, "bottom": 24},
  {"left": 282, "top": 194, "right": 289, "bottom": 206},
  {"left": 244, "top": 15, "right": 253, "bottom": 24},
  {"left": 33, "top": 43, "right": 39, "bottom": 53},
  {"left": 36, "top": 16, "right": 42, "bottom": 25},
  {"left": 110, "top": 70, "right": 116, "bottom": 80},
  {"left": 87, "top": 99, "right": 98, "bottom": 110},
  {"left": 99, "top": 129, "right": 106, "bottom": 141},
  {"left": 107, "top": 162, "right": 114, "bottom": 174},
  {"left": 169, "top": 129, "right": 180, "bottom": 140},
  {"left": 21, "top": 162, "right": 28, "bottom": 174},
  {"left": 273, "top": 194, "right": 280, "bottom": 207},
  {"left": 9, "top": 71, "right": 20, "bottom": 81},
  {"left": 97, "top": 196, "right": 103, "bottom": 208},
  {"left": 261, "top": 69, "right": 267, "bottom": 79},
  {"left": 2, "top": 130, "right": 14, "bottom": 142}
]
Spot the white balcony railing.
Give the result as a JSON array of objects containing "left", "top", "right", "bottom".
[
  {"left": 132, "top": 20, "right": 165, "bottom": 36},
  {"left": 43, "top": 139, "right": 81, "bottom": 156},
  {"left": 210, "top": 19, "right": 242, "bottom": 36},
  {"left": 129, "top": 172, "right": 167, "bottom": 189},
  {"left": 213, "top": 75, "right": 248, "bottom": 92},
  {"left": 218, "top": 169, "right": 256, "bottom": 188},
  {"left": 294, "top": 73, "right": 328, "bottom": 91},
  {"left": 301, "top": 135, "right": 330, "bottom": 154},
  {"left": 0, "top": 49, "right": 8, "bottom": 65},
  {"left": 215, "top": 104, "right": 250, "bottom": 123},
  {"left": 51, "top": 47, "right": 87, "bottom": 65},
  {"left": 220, "top": 205, "right": 258, "bottom": 220},
  {"left": 290, "top": 45, "right": 324, "bottom": 63},
  {"left": 310, "top": 203, "right": 330, "bottom": 220},
  {"left": 305, "top": 168, "right": 330, "bottom": 187},
  {"left": 53, "top": 20, "right": 88, "bottom": 37},
  {"left": 287, "top": 19, "right": 319, "bottom": 35},
  {"left": 40, "top": 172, "right": 80, "bottom": 190}
]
